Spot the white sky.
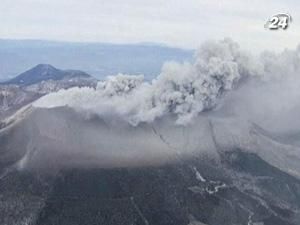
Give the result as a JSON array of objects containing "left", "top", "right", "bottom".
[{"left": 1, "top": 0, "right": 300, "bottom": 52}]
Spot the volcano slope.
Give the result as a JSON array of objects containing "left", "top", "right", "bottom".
[{"left": 1, "top": 106, "right": 300, "bottom": 225}]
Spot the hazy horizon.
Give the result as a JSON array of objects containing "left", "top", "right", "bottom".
[
  {"left": 0, "top": 39, "right": 193, "bottom": 80},
  {"left": 1, "top": 0, "right": 300, "bottom": 53}
]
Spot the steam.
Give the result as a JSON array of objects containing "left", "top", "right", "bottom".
[{"left": 34, "top": 38, "right": 300, "bottom": 128}]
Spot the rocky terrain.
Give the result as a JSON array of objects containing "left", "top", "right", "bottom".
[
  {"left": 0, "top": 106, "right": 299, "bottom": 225},
  {"left": 1, "top": 141, "right": 300, "bottom": 225}
]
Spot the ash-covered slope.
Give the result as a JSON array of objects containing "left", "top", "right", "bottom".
[
  {"left": 1, "top": 105, "right": 300, "bottom": 225},
  {"left": 1, "top": 104, "right": 300, "bottom": 177},
  {"left": 0, "top": 106, "right": 217, "bottom": 170}
]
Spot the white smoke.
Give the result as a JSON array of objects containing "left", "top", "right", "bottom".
[{"left": 34, "top": 38, "right": 300, "bottom": 126}]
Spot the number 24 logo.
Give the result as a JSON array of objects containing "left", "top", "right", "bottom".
[{"left": 265, "top": 13, "right": 292, "bottom": 30}]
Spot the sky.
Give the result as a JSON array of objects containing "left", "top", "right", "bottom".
[{"left": 1, "top": 0, "right": 300, "bottom": 52}]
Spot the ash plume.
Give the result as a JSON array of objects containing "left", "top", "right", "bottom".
[
  {"left": 34, "top": 39, "right": 260, "bottom": 125},
  {"left": 34, "top": 38, "right": 300, "bottom": 127}
]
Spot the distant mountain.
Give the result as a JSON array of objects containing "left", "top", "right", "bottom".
[
  {"left": 0, "top": 39, "right": 193, "bottom": 80},
  {"left": 0, "top": 65, "right": 97, "bottom": 119},
  {"left": 3, "top": 64, "right": 92, "bottom": 86}
]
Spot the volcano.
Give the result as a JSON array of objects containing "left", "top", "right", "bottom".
[{"left": 0, "top": 105, "right": 300, "bottom": 225}]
